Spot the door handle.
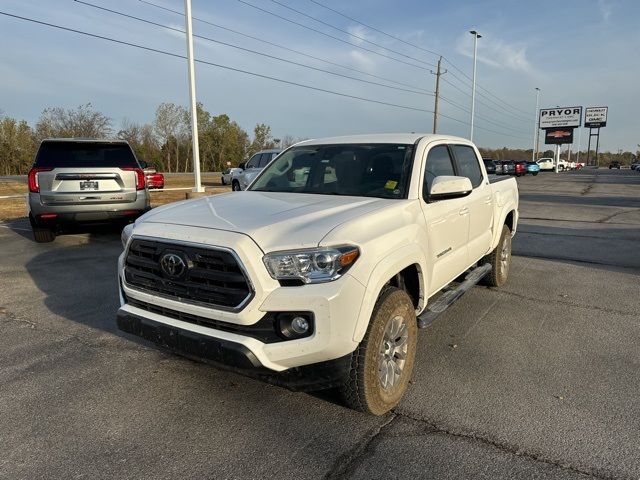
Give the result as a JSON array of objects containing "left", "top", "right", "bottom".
[
  {"left": 459, "top": 207, "right": 470, "bottom": 215},
  {"left": 485, "top": 196, "right": 493, "bottom": 204}
]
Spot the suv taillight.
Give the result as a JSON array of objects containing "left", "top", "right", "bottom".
[
  {"left": 28, "top": 167, "right": 52, "bottom": 193},
  {"left": 121, "top": 167, "right": 146, "bottom": 190}
]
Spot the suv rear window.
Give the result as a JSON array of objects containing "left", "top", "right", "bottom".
[{"left": 34, "top": 142, "right": 139, "bottom": 168}]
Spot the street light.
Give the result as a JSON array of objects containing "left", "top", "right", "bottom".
[
  {"left": 469, "top": 30, "right": 481, "bottom": 141},
  {"left": 184, "top": 0, "right": 204, "bottom": 193},
  {"left": 532, "top": 87, "right": 540, "bottom": 162}
]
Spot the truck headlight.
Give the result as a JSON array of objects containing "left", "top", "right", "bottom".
[
  {"left": 121, "top": 223, "right": 134, "bottom": 249},
  {"left": 263, "top": 246, "right": 359, "bottom": 284}
]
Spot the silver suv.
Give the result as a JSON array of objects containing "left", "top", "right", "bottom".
[
  {"left": 231, "top": 148, "right": 282, "bottom": 191},
  {"left": 28, "top": 139, "right": 150, "bottom": 243}
]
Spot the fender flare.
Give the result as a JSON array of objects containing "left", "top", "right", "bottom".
[
  {"left": 351, "top": 243, "right": 427, "bottom": 342},
  {"left": 490, "top": 206, "right": 518, "bottom": 250}
]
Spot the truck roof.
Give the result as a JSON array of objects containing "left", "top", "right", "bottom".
[
  {"left": 41, "top": 138, "right": 129, "bottom": 144},
  {"left": 296, "top": 133, "right": 471, "bottom": 146}
]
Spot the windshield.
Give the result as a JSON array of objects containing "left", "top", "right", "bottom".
[{"left": 249, "top": 143, "right": 415, "bottom": 199}]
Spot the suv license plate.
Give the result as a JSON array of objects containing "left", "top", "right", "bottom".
[{"left": 80, "top": 180, "right": 99, "bottom": 191}]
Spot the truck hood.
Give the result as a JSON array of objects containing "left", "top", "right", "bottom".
[{"left": 141, "top": 191, "right": 395, "bottom": 252}]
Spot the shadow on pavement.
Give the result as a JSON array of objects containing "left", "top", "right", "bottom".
[{"left": 514, "top": 222, "right": 640, "bottom": 275}]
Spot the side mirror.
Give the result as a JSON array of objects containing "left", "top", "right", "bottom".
[
  {"left": 428, "top": 176, "right": 472, "bottom": 202},
  {"left": 238, "top": 162, "right": 246, "bottom": 170}
]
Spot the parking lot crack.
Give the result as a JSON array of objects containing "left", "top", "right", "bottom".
[
  {"left": 324, "top": 413, "right": 396, "bottom": 479},
  {"left": 392, "top": 411, "right": 620, "bottom": 480},
  {"left": 0, "top": 306, "right": 36, "bottom": 329},
  {"left": 493, "top": 289, "right": 637, "bottom": 317}
]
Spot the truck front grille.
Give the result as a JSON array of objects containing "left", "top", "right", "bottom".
[{"left": 124, "top": 238, "right": 253, "bottom": 310}]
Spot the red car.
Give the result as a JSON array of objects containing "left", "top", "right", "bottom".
[
  {"left": 145, "top": 172, "right": 165, "bottom": 189},
  {"left": 513, "top": 161, "right": 527, "bottom": 177}
]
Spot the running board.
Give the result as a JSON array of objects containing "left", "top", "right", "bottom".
[{"left": 417, "top": 263, "right": 492, "bottom": 329}]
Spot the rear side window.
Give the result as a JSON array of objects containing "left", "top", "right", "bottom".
[
  {"left": 246, "top": 154, "right": 260, "bottom": 169},
  {"left": 35, "top": 142, "right": 138, "bottom": 168},
  {"left": 258, "top": 153, "right": 272, "bottom": 168},
  {"left": 423, "top": 145, "right": 455, "bottom": 198},
  {"left": 452, "top": 145, "right": 483, "bottom": 188}
]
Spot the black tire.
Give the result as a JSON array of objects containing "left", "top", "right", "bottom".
[
  {"left": 533, "top": 172, "right": 538, "bottom": 176},
  {"left": 33, "top": 226, "right": 55, "bottom": 243},
  {"left": 221, "top": 177, "right": 226, "bottom": 185},
  {"left": 480, "top": 224, "right": 512, "bottom": 287},
  {"left": 232, "top": 181, "right": 241, "bottom": 191},
  {"left": 339, "top": 287, "right": 417, "bottom": 415}
]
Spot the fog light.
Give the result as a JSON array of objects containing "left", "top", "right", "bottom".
[
  {"left": 291, "top": 316, "right": 309, "bottom": 334},
  {"left": 277, "top": 313, "right": 313, "bottom": 340}
]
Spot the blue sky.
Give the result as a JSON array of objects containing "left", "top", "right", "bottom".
[{"left": 1, "top": 0, "right": 638, "bottom": 151}]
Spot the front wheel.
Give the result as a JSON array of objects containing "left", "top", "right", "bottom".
[
  {"left": 481, "top": 224, "right": 512, "bottom": 287},
  {"left": 231, "top": 181, "right": 241, "bottom": 191},
  {"left": 339, "top": 287, "right": 417, "bottom": 415}
]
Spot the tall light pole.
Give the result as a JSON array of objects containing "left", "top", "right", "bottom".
[
  {"left": 532, "top": 87, "right": 540, "bottom": 162},
  {"left": 184, "top": 0, "right": 204, "bottom": 193},
  {"left": 469, "top": 30, "right": 481, "bottom": 141}
]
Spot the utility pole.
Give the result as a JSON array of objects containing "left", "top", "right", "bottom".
[
  {"left": 532, "top": 88, "right": 540, "bottom": 161},
  {"left": 184, "top": 0, "right": 204, "bottom": 193},
  {"left": 469, "top": 30, "right": 481, "bottom": 141},
  {"left": 430, "top": 57, "right": 447, "bottom": 134}
]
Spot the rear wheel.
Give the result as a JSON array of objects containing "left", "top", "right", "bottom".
[
  {"left": 339, "top": 287, "right": 417, "bottom": 415},
  {"left": 221, "top": 177, "right": 226, "bottom": 185},
  {"left": 481, "top": 224, "right": 512, "bottom": 287},
  {"left": 33, "top": 226, "right": 55, "bottom": 243}
]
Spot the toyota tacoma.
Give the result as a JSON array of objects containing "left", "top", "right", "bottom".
[{"left": 117, "top": 134, "right": 519, "bottom": 415}]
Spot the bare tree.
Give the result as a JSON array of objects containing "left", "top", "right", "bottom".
[{"left": 34, "top": 103, "right": 112, "bottom": 140}]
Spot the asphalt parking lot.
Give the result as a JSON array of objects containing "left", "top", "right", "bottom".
[{"left": 1, "top": 168, "right": 639, "bottom": 479}]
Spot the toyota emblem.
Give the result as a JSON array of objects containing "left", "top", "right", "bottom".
[{"left": 160, "top": 252, "right": 187, "bottom": 279}]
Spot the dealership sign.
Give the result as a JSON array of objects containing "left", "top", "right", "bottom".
[
  {"left": 539, "top": 107, "right": 582, "bottom": 128},
  {"left": 544, "top": 128, "right": 574, "bottom": 145},
  {"left": 584, "top": 107, "right": 608, "bottom": 128}
]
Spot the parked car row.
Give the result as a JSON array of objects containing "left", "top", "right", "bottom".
[
  {"left": 483, "top": 157, "right": 586, "bottom": 177},
  {"left": 483, "top": 159, "right": 539, "bottom": 177}
]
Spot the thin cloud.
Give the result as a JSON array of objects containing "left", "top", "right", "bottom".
[
  {"left": 347, "top": 24, "right": 369, "bottom": 46},
  {"left": 598, "top": 0, "right": 612, "bottom": 23},
  {"left": 456, "top": 32, "right": 532, "bottom": 73}
]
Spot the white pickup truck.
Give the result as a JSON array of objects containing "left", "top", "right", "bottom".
[{"left": 117, "top": 134, "right": 519, "bottom": 415}]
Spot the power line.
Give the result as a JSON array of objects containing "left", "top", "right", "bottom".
[
  {"left": 441, "top": 58, "right": 532, "bottom": 117},
  {"left": 267, "top": 0, "right": 436, "bottom": 68},
  {"left": 439, "top": 95, "right": 530, "bottom": 135},
  {"left": 441, "top": 75, "right": 530, "bottom": 123},
  {"left": 75, "top": 0, "right": 432, "bottom": 97},
  {"left": 0, "top": 9, "right": 529, "bottom": 141},
  {"left": 139, "top": 0, "right": 530, "bottom": 135},
  {"left": 139, "top": 0, "right": 434, "bottom": 95},
  {"left": 232, "top": 0, "right": 433, "bottom": 72},
  {"left": 306, "top": 0, "right": 441, "bottom": 57},
  {"left": 0, "top": 11, "right": 432, "bottom": 115},
  {"left": 305, "top": 0, "right": 532, "bottom": 119}
]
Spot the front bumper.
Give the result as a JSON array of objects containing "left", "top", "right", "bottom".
[
  {"left": 117, "top": 309, "right": 353, "bottom": 391},
  {"left": 117, "top": 224, "right": 366, "bottom": 374}
]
